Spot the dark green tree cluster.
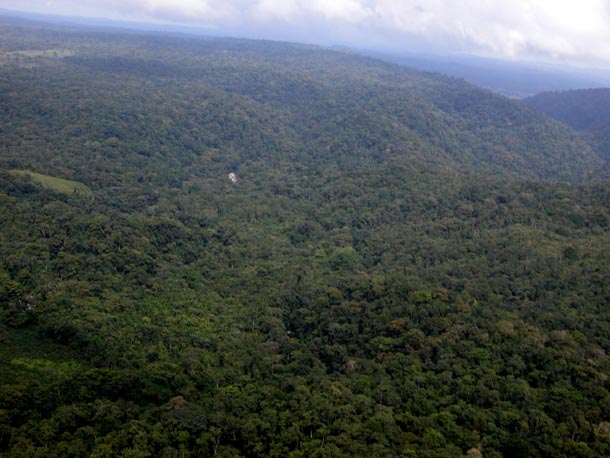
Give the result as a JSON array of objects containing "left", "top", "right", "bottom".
[{"left": 524, "top": 88, "right": 610, "bottom": 161}]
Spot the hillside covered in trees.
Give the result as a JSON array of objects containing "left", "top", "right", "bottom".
[
  {"left": 524, "top": 88, "right": 610, "bottom": 162},
  {"left": 1, "top": 18, "right": 610, "bottom": 457}
]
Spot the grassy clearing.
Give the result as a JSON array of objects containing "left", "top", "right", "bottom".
[
  {"left": 2, "top": 49, "right": 74, "bottom": 58},
  {"left": 10, "top": 169, "right": 91, "bottom": 195},
  {"left": 0, "top": 49, "right": 74, "bottom": 66},
  {"left": 0, "top": 327, "right": 84, "bottom": 384}
]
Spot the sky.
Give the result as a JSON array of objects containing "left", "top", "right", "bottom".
[{"left": 4, "top": 0, "right": 610, "bottom": 68}]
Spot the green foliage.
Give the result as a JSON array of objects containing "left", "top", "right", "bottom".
[
  {"left": 524, "top": 88, "right": 610, "bottom": 161},
  {"left": 0, "top": 17, "right": 609, "bottom": 458},
  {"left": 524, "top": 88, "right": 610, "bottom": 131}
]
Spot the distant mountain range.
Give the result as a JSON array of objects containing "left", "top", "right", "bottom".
[
  {"left": 367, "top": 51, "right": 610, "bottom": 99},
  {"left": 3, "top": 7, "right": 610, "bottom": 100}
]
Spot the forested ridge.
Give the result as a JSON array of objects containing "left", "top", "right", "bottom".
[
  {"left": 524, "top": 89, "right": 610, "bottom": 162},
  {"left": 1, "top": 19, "right": 610, "bottom": 457}
]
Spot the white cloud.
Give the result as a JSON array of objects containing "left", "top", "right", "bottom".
[
  {"left": 4, "top": 0, "right": 610, "bottom": 67},
  {"left": 363, "top": 0, "right": 610, "bottom": 64},
  {"left": 253, "top": 0, "right": 370, "bottom": 23}
]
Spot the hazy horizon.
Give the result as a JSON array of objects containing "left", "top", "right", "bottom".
[{"left": 3, "top": 0, "right": 610, "bottom": 71}]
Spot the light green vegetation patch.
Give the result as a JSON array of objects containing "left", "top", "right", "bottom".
[
  {"left": 1, "top": 48, "right": 74, "bottom": 58},
  {"left": 0, "top": 192, "right": 16, "bottom": 203},
  {"left": 0, "top": 328, "right": 84, "bottom": 384},
  {"left": 10, "top": 169, "right": 91, "bottom": 195},
  {"left": 0, "top": 49, "right": 74, "bottom": 66},
  {"left": 11, "top": 357, "right": 82, "bottom": 375}
]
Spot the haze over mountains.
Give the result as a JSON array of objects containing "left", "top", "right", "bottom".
[
  {"left": 3, "top": 7, "right": 610, "bottom": 99},
  {"left": 1, "top": 15, "right": 609, "bottom": 458},
  {"left": 369, "top": 51, "right": 610, "bottom": 99}
]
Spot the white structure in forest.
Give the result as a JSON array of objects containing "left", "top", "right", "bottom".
[{"left": 228, "top": 172, "right": 237, "bottom": 184}]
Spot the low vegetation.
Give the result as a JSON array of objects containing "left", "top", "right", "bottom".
[{"left": 8, "top": 170, "right": 91, "bottom": 195}]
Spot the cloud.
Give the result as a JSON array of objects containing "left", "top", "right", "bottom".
[
  {"left": 362, "top": 0, "right": 610, "bottom": 64},
  {"left": 254, "top": 0, "right": 371, "bottom": 23},
  {"left": 5, "top": 0, "right": 610, "bottom": 67}
]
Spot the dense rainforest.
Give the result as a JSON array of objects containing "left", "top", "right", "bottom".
[
  {"left": 524, "top": 88, "right": 610, "bottom": 162},
  {"left": 1, "top": 17, "right": 610, "bottom": 458}
]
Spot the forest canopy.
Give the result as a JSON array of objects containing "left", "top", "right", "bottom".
[{"left": 0, "top": 18, "right": 609, "bottom": 458}]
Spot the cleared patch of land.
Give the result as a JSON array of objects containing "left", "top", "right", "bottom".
[
  {"left": 0, "top": 49, "right": 74, "bottom": 66},
  {"left": 2, "top": 48, "right": 73, "bottom": 58},
  {"left": 9, "top": 169, "right": 91, "bottom": 195},
  {"left": 0, "top": 328, "right": 84, "bottom": 385}
]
